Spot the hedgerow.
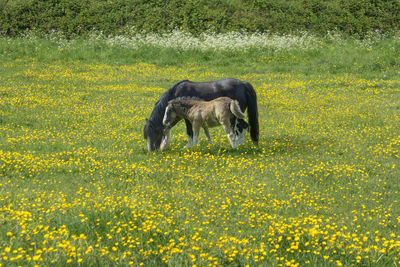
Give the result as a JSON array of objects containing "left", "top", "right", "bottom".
[{"left": 1, "top": 0, "right": 399, "bottom": 37}]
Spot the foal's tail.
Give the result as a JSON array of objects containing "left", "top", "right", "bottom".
[
  {"left": 244, "top": 82, "right": 259, "bottom": 144},
  {"left": 230, "top": 100, "right": 246, "bottom": 119}
]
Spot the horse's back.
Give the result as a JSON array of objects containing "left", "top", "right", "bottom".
[{"left": 174, "top": 79, "right": 247, "bottom": 102}]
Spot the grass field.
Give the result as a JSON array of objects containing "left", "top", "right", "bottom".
[{"left": 0, "top": 33, "right": 400, "bottom": 266}]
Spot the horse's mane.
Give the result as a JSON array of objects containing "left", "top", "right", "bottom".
[
  {"left": 148, "top": 80, "right": 189, "bottom": 126},
  {"left": 168, "top": 96, "right": 204, "bottom": 114}
]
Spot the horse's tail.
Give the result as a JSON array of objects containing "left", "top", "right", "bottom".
[
  {"left": 230, "top": 100, "right": 246, "bottom": 119},
  {"left": 244, "top": 82, "right": 259, "bottom": 144}
]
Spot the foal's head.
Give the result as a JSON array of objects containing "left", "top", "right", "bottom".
[{"left": 162, "top": 103, "right": 178, "bottom": 127}]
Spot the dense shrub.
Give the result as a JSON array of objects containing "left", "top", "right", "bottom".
[{"left": 1, "top": 0, "right": 399, "bottom": 37}]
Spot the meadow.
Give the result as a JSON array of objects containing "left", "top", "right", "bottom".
[{"left": 0, "top": 32, "right": 400, "bottom": 266}]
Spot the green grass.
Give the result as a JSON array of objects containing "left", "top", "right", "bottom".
[{"left": 0, "top": 35, "right": 399, "bottom": 266}]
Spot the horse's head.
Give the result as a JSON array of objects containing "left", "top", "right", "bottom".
[{"left": 143, "top": 119, "right": 165, "bottom": 152}]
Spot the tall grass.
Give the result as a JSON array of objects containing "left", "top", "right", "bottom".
[{"left": 1, "top": 30, "right": 399, "bottom": 79}]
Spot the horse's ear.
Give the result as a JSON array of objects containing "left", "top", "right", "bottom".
[{"left": 146, "top": 119, "right": 154, "bottom": 126}]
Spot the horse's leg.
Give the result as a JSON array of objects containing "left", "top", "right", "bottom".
[
  {"left": 230, "top": 117, "right": 239, "bottom": 146},
  {"left": 222, "top": 120, "right": 237, "bottom": 148},
  {"left": 203, "top": 127, "right": 213, "bottom": 144},
  {"left": 160, "top": 128, "right": 171, "bottom": 151},
  {"left": 235, "top": 123, "right": 246, "bottom": 146},
  {"left": 184, "top": 119, "right": 194, "bottom": 148}
]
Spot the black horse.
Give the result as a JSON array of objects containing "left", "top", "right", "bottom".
[{"left": 143, "top": 78, "right": 259, "bottom": 152}]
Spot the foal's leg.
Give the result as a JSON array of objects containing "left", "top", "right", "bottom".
[
  {"left": 221, "top": 120, "right": 237, "bottom": 148},
  {"left": 203, "top": 127, "right": 213, "bottom": 144},
  {"left": 184, "top": 119, "right": 194, "bottom": 147},
  {"left": 192, "top": 121, "right": 202, "bottom": 146}
]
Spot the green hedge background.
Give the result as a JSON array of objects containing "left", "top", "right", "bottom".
[{"left": 1, "top": 0, "right": 400, "bottom": 36}]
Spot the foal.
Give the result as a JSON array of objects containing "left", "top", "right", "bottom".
[{"left": 162, "top": 97, "right": 247, "bottom": 148}]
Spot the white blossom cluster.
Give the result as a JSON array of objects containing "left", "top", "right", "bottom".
[
  {"left": 8, "top": 29, "right": 400, "bottom": 52},
  {"left": 92, "top": 30, "right": 321, "bottom": 51}
]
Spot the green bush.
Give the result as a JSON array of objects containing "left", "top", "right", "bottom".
[{"left": 1, "top": 0, "right": 399, "bottom": 37}]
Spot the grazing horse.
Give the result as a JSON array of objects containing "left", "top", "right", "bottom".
[
  {"left": 143, "top": 78, "right": 259, "bottom": 152},
  {"left": 163, "top": 97, "right": 248, "bottom": 148}
]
